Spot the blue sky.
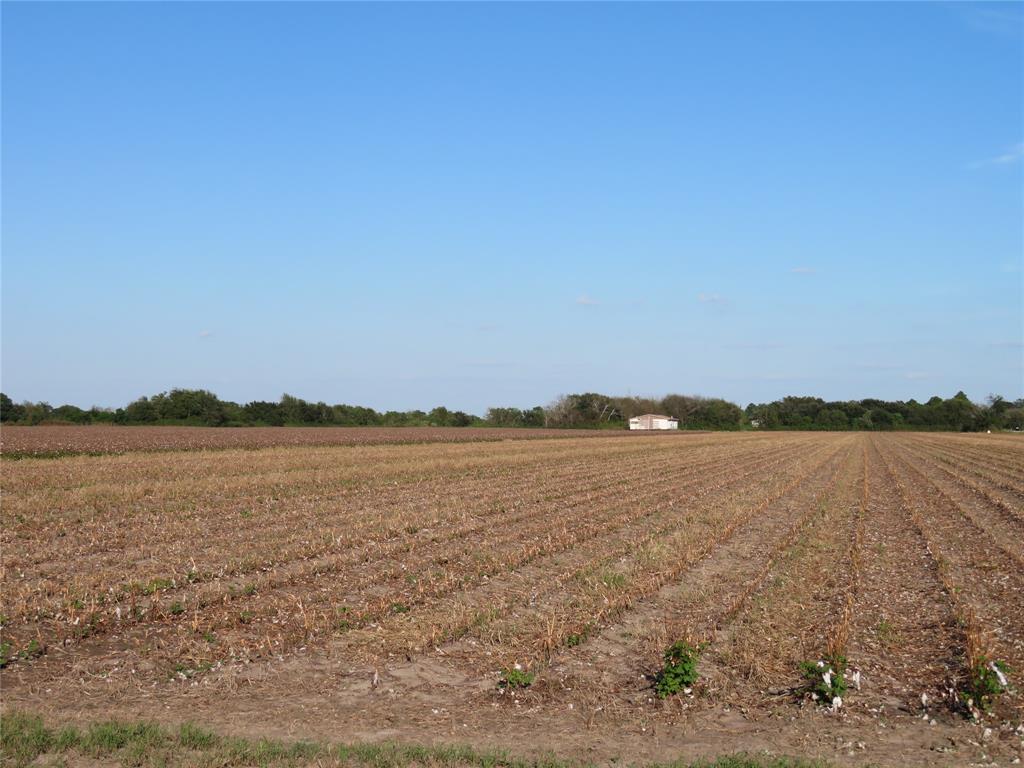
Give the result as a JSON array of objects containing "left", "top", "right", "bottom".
[{"left": 2, "top": 2, "right": 1022, "bottom": 414}]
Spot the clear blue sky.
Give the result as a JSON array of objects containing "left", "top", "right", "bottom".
[{"left": 2, "top": 2, "right": 1022, "bottom": 414}]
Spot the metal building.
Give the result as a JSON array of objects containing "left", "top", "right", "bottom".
[{"left": 628, "top": 414, "right": 679, "bottom": 430}]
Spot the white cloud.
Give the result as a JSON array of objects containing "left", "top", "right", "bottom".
[
  {"left": 576, "top": 294, "right": 600, "bottom": 306},
  {"left": 903, "top": 371, "right": 931, "bottom": 380},
  {"left": 198, "top": 330, "right": 213, "bottom": 338},
  {"left": 969, "top": 143, "right": 1024, "bottom": 169},
  {"left": 790, "top": 266, "right": 817, "bottom": 275},
  {"left": 697, "top": 292, "right": 725, "bottom": 304}
]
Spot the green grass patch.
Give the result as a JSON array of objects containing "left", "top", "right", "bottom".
[{"left": 0, "top": 710, "right": 834, "bottom": 768}]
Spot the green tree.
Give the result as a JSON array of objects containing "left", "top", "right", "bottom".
[{"left": 0, "top": 393, "right": 26, "bottom": 423}]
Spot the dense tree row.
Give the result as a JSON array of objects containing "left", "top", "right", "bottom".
[
  {"left": 1, "top": 389, "right": 1021, "bottom": 432},
  {"left": 0, "top": 390, "right": 482, "bottom": 428},
  {"left": 744, "top": 392, "right": 1024, "bottom": 432}
]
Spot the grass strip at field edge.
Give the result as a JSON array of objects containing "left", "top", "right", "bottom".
[{"left": 0, "top": 710, "right": 833, "bottom": 768}]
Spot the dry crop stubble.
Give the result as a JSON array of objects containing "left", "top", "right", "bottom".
[
  {"left": 0, "top": 425, "right": 667, "bottom": 458},
  {"left": 1, "top": 442, "right": 667, "bottom": 605},
  {"left": 708, "top": 440, "right": 863, "bottom": 692},
  {"left": 533, "top": 436, "right": 858, "bottom": 712},
  {"left": 873, "top": 437, "right": 1024, "bottom": 717},
  {"left": 892, "top": 436, "right": 1024, "bottom": 525},
  {"left": 841, "top": 437, "right": 960, "bottom": 712},
  {"left": 353, "top": 436, "right": 836, "bottom": 672},
  {"left": 5, "top": 434, "right": 799, "bottom": 677},
  {"left": 2, "top": 430, "right": 1023, "bottom": 768}
]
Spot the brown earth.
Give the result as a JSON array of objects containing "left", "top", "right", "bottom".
[
  {"left": 1, "top": 431, "right": 1022, "bottom": 766},
  {"left": 0, "top": 425, "right": 664, "bottom": 457}
]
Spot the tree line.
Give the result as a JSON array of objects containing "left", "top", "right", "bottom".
[
  {"left": 1, "top": 389, "right": 1021, "bottom": 431},
  {"left": 744, "top": 392, "right": 1024, "bottom": 432},
  {"left": 0, "top": 390, "right": 481, "bottom": 428}
]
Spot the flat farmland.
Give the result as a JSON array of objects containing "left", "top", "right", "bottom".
[
  {"left": 0, "top": 424, "right": 654, "bottom": 458},
  {"left": 1, "top": 431, "right": 1022, "bottom": 766}
]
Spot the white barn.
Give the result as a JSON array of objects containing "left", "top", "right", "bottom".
[{"left": 629, "top": 414, "right": 679, "bottom": 430}]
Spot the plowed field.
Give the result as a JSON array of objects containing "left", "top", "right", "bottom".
[
  {"left": 0, "top": 425, "right": 652, "bottom": 458},
  {"left": 1, "top": 431, "right": 1021, "bottom": 766}
]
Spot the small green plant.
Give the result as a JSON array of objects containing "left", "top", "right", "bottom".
[
  {"left": 238, "top": 611, "right": 253, "bottom": 624},
  {"left": 141, "top": 578, "right": 173, "bottom": 596},
  {"left": 390, "top": 602, "right": 410, "bottom": 614},
  {"left": 0, "top": 640, "right": 12, "bottom": 669},
  {"left": 654, "top": 641, "right": 701, "bottom": 698},
  {"left": 876, "top": 618, "right": 896, "bottom": 645},
  {"left": 243, "top": 584, "right": 257, "bottom": 597},
  {"left": 600, "top": 572, "right": 627, "bottom": 590},
  {"left": 18, "top": 640, "right": 44, "bottom": 661},
  {"left": 961, "top": 657, "right": 1010, "bottom": 715},
  {"left": 72, "top": 614, "right": 100, "bottom": 640},
  {"left": 498, "top": 666, "right": 534, "bottom": 689},
  {"left": 173, "top": 661, "right": 214, "bottom": 680},
  {"left": 566, "top": 633, "right": 584, "bottom": 647},
  {"left": 800, "top": 656, "right": 848, "bottom": 708},
  {"left": 169, "top": 602, "right": 185, "bottom": 616}
]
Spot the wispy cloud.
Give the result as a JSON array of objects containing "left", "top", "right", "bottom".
[
  {"left": 724, "top": 342, "right": 784, "bottom": 350},
  {"left": 790, "top": 266, "right": 817, "bottom": 275},
  {"left": 697, "top": 292, "right": 726, "bottom": 304},
  {"left": 713, "top": 373, "right": 810, "bottom": 382},
  {"left": 576, "top": 294, "right": 600, "bottom": 306},
  {"left": 198, "top": 330, "right": 214, "bottom": 338},
  {"left": 958, "top": 5, "right": 1024, "bottom": 39},
  {"left": 969, "top": 143, "right": 1024, "bottom": 169},
  {"left": 903, "top": 371, "right": 931, "bottom": 381},
  {"left": 463, "top": 359, "right": 515, "bottom": 368},
  {"left": 987, "top": 340, "right": 1023, "bottom": 349}
]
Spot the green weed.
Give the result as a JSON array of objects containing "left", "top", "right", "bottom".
[
  {"left": 498, "top": 666, "right": 534, "bottom": 689},
  {"left": 799, "top": 656, "right": 847, "bottom": 708},
  {"left": 961, "top": 657, "right": 1010, "bottom": 715},
  {"left": 655, "top": 641, "right": 701, "bottom": 699}
]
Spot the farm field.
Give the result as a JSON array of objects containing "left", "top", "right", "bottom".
[
  {"left": 0, "top": 424, "right": 655, "bottom": 458},
  {"left": 1, "top": 430, "right": 1022, "bottom": 766}
]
